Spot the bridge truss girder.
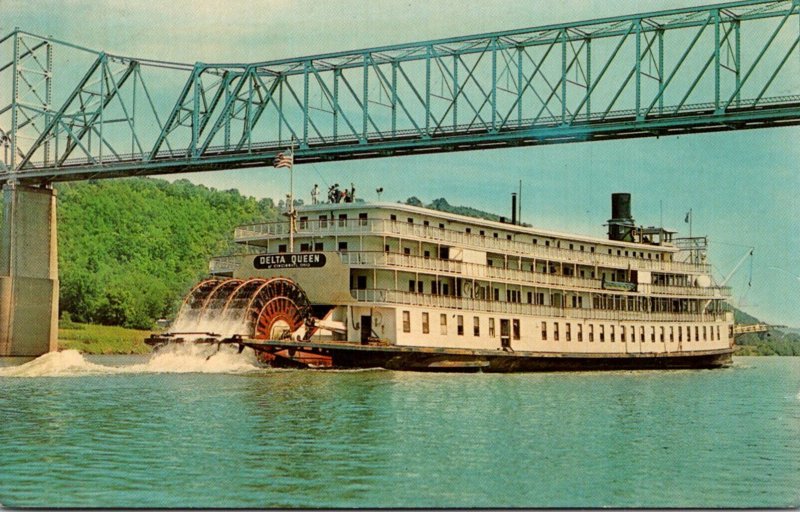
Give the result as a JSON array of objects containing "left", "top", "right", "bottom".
[{"left": 1, "top": 0, "right": 799, "bottom": 183}]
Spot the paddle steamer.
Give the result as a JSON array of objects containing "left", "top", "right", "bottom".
[{"left": 151, "top": 192, "right": 734, "bottom": 371}]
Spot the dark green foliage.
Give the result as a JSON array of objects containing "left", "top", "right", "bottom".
[{"left": 55, "top": 178, "right": 277, "bottom": 329}]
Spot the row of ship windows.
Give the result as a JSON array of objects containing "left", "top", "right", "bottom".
[
  {"left": 400, "top": 311, "right": 726, "bottom": 343},
  {"left": 298, "top": 212, "right": 665, "bottom": 260}
]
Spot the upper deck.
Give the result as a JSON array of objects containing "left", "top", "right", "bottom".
[{"left": 234, "top": 202, "right": 711, "bottom": 274}]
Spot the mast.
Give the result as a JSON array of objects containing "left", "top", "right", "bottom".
[{"left": 289, "top": 138, "right": 296, "bottom": 253}]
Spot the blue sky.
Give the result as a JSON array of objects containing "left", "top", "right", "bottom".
[{"left": 5, "top": 0, "right": 799, "bottom": 326}]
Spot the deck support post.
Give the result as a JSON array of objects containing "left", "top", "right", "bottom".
[{"left": 0, "top": 183, "right": 59, "bottom": 356}]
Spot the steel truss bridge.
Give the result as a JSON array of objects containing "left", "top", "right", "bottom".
[{"left": 1, "top": 0, "right": 799, "bottom": 184}]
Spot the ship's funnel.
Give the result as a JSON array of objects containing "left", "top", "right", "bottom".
[
  {"left": 511, "top": 193, "right": 518, "bottom": 225},
  {"left": 608, "top": 193, "right": 635, "bottom": 242}
]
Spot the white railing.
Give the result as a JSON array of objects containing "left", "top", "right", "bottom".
[
  {"left": 350, "top": 288, "right": 728, "bottom": 323},
  {"left": 651, "top": 284, "right": 731, "bottom": 298},
  {"left": 341, "top": 251, "right": 603, "bottom": 290},
  {"left": 340, "top": 251, "right": 729, "bottom": 298},
  {"left": 235, "top": 218, "right": 711, "bottom": 274}
]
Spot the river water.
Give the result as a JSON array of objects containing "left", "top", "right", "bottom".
[{"left": 0, "top": 347, "right": 798, "bottom": 508}]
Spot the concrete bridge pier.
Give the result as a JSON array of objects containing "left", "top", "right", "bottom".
[{"left": 0, "top": 183, "right": 58, "bottom": 356}]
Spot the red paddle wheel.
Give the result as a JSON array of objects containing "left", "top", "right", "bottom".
[{"left": 170, "top": 276, "right": 332, "bottom": 367}]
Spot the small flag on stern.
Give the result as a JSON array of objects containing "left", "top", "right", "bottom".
[
  {"left": 684, "top": 210, "right": 691, "bottom": 223},
  {"left": 273, "top": 150, "right": 293, "bottom": 169}
]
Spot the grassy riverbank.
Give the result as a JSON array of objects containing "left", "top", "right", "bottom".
[{"left": 58, "top": 322, "right": 155, "bottom": 355}]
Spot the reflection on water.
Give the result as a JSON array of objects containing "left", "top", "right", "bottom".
[{"left": 0, "top": 353, "right": 798, "bottom": 508}]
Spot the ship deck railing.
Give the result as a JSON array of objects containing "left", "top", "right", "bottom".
[
  {"left": 234, "top": 218, "right": 711, "bottom": 274},
  {"left": 339, "top": 251, "right": 730, "bottom": 298},
  {"left": 350, "top": 288, "right": 730, "bottom": 323}
]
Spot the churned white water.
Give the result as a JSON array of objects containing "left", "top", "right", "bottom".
[{"left": 0, "top": 344, "right": 260, "bottom": 378}]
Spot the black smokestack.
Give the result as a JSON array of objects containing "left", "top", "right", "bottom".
[
  {"left": 511, "top": 193, "right": 517, "bottom": 225},
  {"left": 608, "top": 193, "right": 635, "bottom": 241}
]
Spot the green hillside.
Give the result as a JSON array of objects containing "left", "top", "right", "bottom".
[{"left": 55, "top": 178, "right": 278, "bottom": 329}]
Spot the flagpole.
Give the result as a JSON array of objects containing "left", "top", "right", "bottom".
[{"left": 289, "top": 138, "right": 296, "bottom": 253}]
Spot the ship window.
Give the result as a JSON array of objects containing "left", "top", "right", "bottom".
[
  {"left": 590, "top": 247, "right": 595, "bottom": 253},
  {"left": 648, "top": 253, "right": 652, "bottom": 259},
  {"left": 589, "top": 324, "right": 594, "bottom": 342},
  {"left": 679, "top": 327, "right": 683, "bottom": 342},
  {"left": 624, "top": 250, "right": 628, "bottom": 257},
  {"left": 577, "top": 324, "right": 583, "bottom": 342},
  {"left": 545, "top": 240, "right": 550, "bottom": 247},
  {"left": 703, "top": 326, "right": 707, "bottom": 341},
  {"left": 487, "top": 260, "right": 493, "bottom": 266},
  {"left": 422, "top": 313, "right": 430, "bottom": 334},
  {"left": 314, "top": 242, "right": 323, "bottom": 251},
  {"left": 357, "top": 276, "right": 367, "bottom": 290},
  {"left": 695, "top": 326, "right": 699, "bottom": 341},
  {"left": 569, "top": 244, "right": 574, "bottom": 250},
  {"left": 423, "top": 220, "right": 429, "bottom": 227},
  {"left": 338, "top": 213, "right": 347, "bottom": 227},
  {"left": 278, "top": 244, "right": 287, "bottom": 253},
  {"left": 656, "top": 254, "right": 660, "bottom": 260},
  {"left": 300, "top": 243, "right": 310, "bottom": 252},
  {"left": 660, "top": 327, "right": 665, "bottom": 342},
  {"left": 402, "top": 311, "right": 411, "bottom": 333},
  {"left": 599, "top": 325, "right": 605, "bottom": 342},
  {"left": 621, "top": 326, "right": 626, "bottom": 342},
  {"left": 489, "top": 318, "right": 496, "bottom": 337},
  {"left": 385, "top": 244, "right": 390, "bottom": 252},
  {"left": 480, "top": 230, "right": 485, "bottom": 236},
  {"left": 439, "top": 223, "right": 445, "bottom": 229},
  {"left": 440, "top": 314, "right": 447, "bottom": 335},
  {"left": 716, "top": 325, "right": 720, "bottom": 340},
  {"left": 527, "top": 292, "right": 532, "bottom": 304},
  {"left": 553, "top": 322, "right": 559, "bottom": 341},
  {"left": 631, "top": 326, "right": 635, "bottom": 342},
  {"left": 473, "top": 317, "right": 480, "bottom": 337},
  {"left": 424, "top": 250, "right": 430, "bottom": 258},
  {"left": 390, "top": 214, "right": 397, "bottom": 221},
  {"left": 418, "top": 281, "right": 423, "bottom": 293},
  {"left": 506, "top": 234, "right": 512, "bottom": 240},
  {"left": 319, "top": 214, "right": 328, "bottom": 228},
  {"left": 404, "top": 247, "right": 411, "bottom": 255},
  {"left": 566, "top": 323, "right": 572, "bottom": 342},
  {"left": 408, "top": 280, "right": 415, "bottom": 292},
  {"left": 513, "top": 319, "right": 520, "bottom": 340},
  {"left": 493, "top": 233, "right": 498, "bottom": 238},
  {"left": 532, "top": 239, "right": 537, "bottom": 244},
  {"left": 338, "top": 241, "right": 348, "bottom": 252},
  {"left": 457, "top": 315, "right": 464, "bottom": 336},
  {"left": 442, "top": 283, "right": 449, "bottom": 295},
  {"left": 466, "top": 228, "right": 471, "bottom": 234},
  {"left": 407, "top": 217, "right": 413, "bottom": 224},
  {"left": 640, "top": 326, "right": 645, "bottom": 342},
  {"left": 610, "top": 325, "right": 615, "bottom": 342},
  {"left": 299, "top": 216, "right": 308, "bottom": 229},
  {"left": 493, "top": 288, "right": 500, "bottom": 301},
  {"left": 580, "top": 245, "right": 584, "bottom": 252},
  {"left": 670, "top": 326, "right": 674, "bottom": 342},
  {"left": 608, "top": 249, "right": 612, "bottom": 255},
  {"left": 651, "top": 327, "right": 656, "bottom": 342},
  {"left": 358, "top": 213, "right": 368, "bottom": 226},
  {"left": 541, "top": 321, "right": 547, "bottom": 341}
]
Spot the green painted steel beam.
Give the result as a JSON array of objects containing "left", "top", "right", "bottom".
[{"left": 1, "top": 0, "right": 799, "bottom": 180}]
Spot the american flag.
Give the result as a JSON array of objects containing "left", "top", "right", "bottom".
[{"left": 273, "top": 150, "right": 293, "bottom": 169}]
